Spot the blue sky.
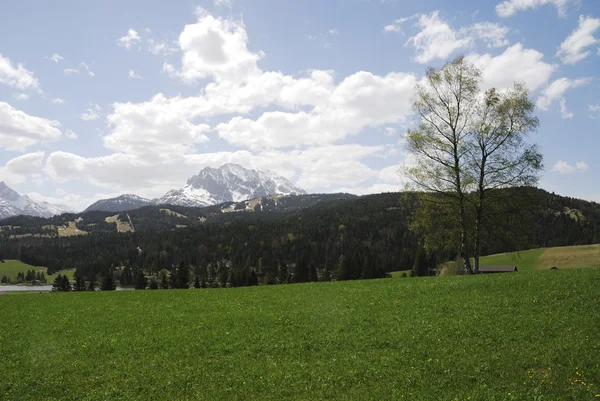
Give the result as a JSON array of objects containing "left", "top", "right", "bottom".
[{"left": 0, "top": 0, "right": 598, "bottom": 210}]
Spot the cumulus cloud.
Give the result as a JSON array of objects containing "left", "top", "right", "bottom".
[
  {"left": 466, "top": 43, "right": 555, "bottom": 91},
  {"left": 52, "top": 98, "right": 65, "bottom": 104},
  {"left": 385, "top": 12, "right": 510, "bottom": 63},
  {"left": 536, "top": 77, "right": 591, "bottom": 118},
  {"left": 496, "top": 0, "right": 578, "bottom": 17},
  {"left": 556, "top": 15, "right": 600, "bottom": 65},
  {"left": 5, "top": 152, "right": 45, "bottom": 175},
  {"left": 0, "top": 53, "right": 39, "bottom": 90},
  {"left": 174, "top": 11, "right": 263, "bottom": 82},
  {"left": 117, "top": 29, "right": 141, "bottom": 49},
  {"left": 405, "top": 11, "right": 472, "bottom": 64},
  {"left": 552, "top": 160, "right": 589, "bottom": 174},
  {"left": 0, "top": 102, "right": 62, "bottom": 151},
  {"left": 40, "top": 10, "right": 432, "bottom": 200}
]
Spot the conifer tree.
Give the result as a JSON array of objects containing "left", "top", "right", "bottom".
[
  {"left": 73, "top": 275, "right": 86, "bottom": 291},
  {"left": 100, "top": 270, "right": 116, "bottom": 291},
  {"left": 134, "top": 270, "right": 147, "bottom": 290},
  {"left": 87, "top": 274, "right": 96, "bottom": 291},
  {"left": 148, "top": 279, "right": 159, "bottom": 289},
  {"left": 52, "top": 274, "right": 63, "bottom": 292}
]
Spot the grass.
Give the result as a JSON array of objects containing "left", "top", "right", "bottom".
[
  {"left": 1, "top": 269, "right": 599, "bottom": 400},
  {"left": 0, "top": 260, "right": 74, "bottom": 283},
  {"left": 57, "top": 220, "right": 87, "bottom": 237},
  {"left": 480, "top": 244, "right": 600, "bottom": 271},
  {"left": 105, "top": 214, "right": 135, "bottom": 233}
]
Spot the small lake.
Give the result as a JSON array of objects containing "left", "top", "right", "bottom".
[{"left": 0, "top": 285, "right": 135, "bottom": 292}]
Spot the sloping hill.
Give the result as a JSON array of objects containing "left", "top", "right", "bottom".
[{"left": 480, "top": 244, "right": 600, "bottom": 271}]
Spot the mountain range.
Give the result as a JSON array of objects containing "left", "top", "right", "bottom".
[
  {"left": 0, "top": 164, "right": 306, "bottom": 219},
  {"left": 84, "top": 164, "right": 305, "bottom": 212},
  {"left": 0, "top": 182, "right": 73, "bottom": 219}
]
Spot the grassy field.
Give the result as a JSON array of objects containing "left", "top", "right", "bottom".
[
  {"left": 0, "top": 260, "right": 74, "bottom": 283},
  {"left": 1, "top": 269, "right": 599, "bottom": 400},
  {"left": 480, "top": 244, "right": 600, "bottom": 271},
  {"left": 105, "top": 214, "right": 135, "bottom": 233}
]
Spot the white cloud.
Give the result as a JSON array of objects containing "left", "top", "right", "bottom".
[
  {"left": 406, "top": 11, "right": 472, "bottom": 64},
  {"left": 80, "top": 104, "right": 101, "bottom": 121},
  {"left": 128, "top": 69, "right": 142, "bottom": 79},
  {"left": 147, "top": 39, "right": 176, "bottom": 55},
  {"left": 0, "top": 102, "right": 62, "bottom": 151},
  {"left": 42, "top": 10, "right": 418, "bottom": 198},
  {"left": 105, "top": 96, "right": 210, "bottom": 157},
  {"left": 386, "top": 12, "right": 510, "bottom": 63},
  {"left": 49, "top": 53, "right": 63, "bottom": 63},
  {"left": 12, "top": 93, "right": 29, "bottom": 101},
  {"left": 5, "top": 152, "right": 45, "bottom": 175},
  {"left": 536, "top": 77, "right": 590, "bottom": 117},
  {"left": 117, "top": 29, "right": 141, "bottom": 49},
  {"left": 496, "top": 0, "right": 578, "bottom": 17},
  {"left": 64, "top": 129, "right": 78, "bottom": 140},
  {"left": 552, "top": 160, "right": 589, "bottom": 174},
  {"left": 174, "top": 13, "right": 263, "bottom": 82},
  {"left": 329, "top": 28, "right": 339, "bottom": 35},
  {"left": 216, "top": 71, "right": 416, "bottom": 149},
  {"left": 0, "top": 53, "right": 39, "bottom": 90},
  {"left": 556, "top": 15, "right": 600, "bottom": 65},
  {"left": 63, "top": 68, "right": 79, "bottom": 75},
  {"left": 466, "top": 43, "right": 555, "bottom": 91},
  {"left": 461, "top": 22, "right": 510, "bottom": 48},
  {"left": 589, "top": 104, "right": 600, "bottom": 112},
  {"left": 0, "top": 152, "right": 46, "bottom": 186},
  {"left": 80, "top": 62, "right": 95, "bottom": 77},
  {"left": 52, "top": 98, "right": 65, "bottom": 104}
]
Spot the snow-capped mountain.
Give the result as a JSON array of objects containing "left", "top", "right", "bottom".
[
  {"left": 153, "top": 164, "right": 306, "bottom": 207},
  {"left": 0, "top": 182, "right": 74, "bottom": 220},
  {"left": 84, "top": 194, "right": 153, "bottom": 213}
]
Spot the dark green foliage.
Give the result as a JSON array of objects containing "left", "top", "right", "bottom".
[
  {"left": 193, "top": 276, "right": 200, "bottom": 289},
  {"left": 1, "top": 189, "right": 598, "bottom": 288},
  {"left": 160, "top": 273, "right": 169, "bottom": 290},
  {"left": 100, "top": 270, "right": 116, "bottom": 291},
  {"left": 412, "top": 247, "right": 429, "bottom": 277},
  {"left": 1, "top": 275, "right": 7, "bottom": 283},
  {"left": 52, "top": 274, "right": 71, "bottom": 292},
  {"left": 87, "top": 274, "right": 96, "bottom": 291},
  {"left": 73, "top": 275, "right": 86, "bottom": 291},
  {"left": 134, "top": 270, "right": 147, "bottom": 290},
  {"left": 148, "top": 279, "right": 159, "bottom": 290}
]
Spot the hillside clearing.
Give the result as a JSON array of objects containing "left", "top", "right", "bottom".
[
  {"left": 0, "top": 260, "right": 74, "bottom": 283},
  {"left": 105, "top": 214, "right": 134, "bottom": 233},
  {"left": 1, "top": 269, "right": 599, "bottom": 400}
]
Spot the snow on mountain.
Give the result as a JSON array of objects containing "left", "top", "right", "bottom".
[
  {"left": 84, "top": 194, "right": 152, "bottom": 213},
  {"left": 153, "top": 164, "right": 306, "bottom": 207},
  {"left": 0, "top": 182, "right": 73, "bottom": 219}
]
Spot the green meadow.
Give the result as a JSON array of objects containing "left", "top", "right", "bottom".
[
  {"left": 0, "top": 259, "right": 74, "bottom": 283},
  {"left": 480, "top": 244, "right": 600, "bottom": 271},
  {"left": 1, "top": 268, "right": 599, "bottom": 400}
]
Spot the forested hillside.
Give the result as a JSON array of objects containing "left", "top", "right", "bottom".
[{"left": 0, "top": 189, "right": 598, "bottom": 287}]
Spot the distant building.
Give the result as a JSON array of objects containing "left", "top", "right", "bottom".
[{"left": 478, "top": 266, "right": 518, "bottom": 274}]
